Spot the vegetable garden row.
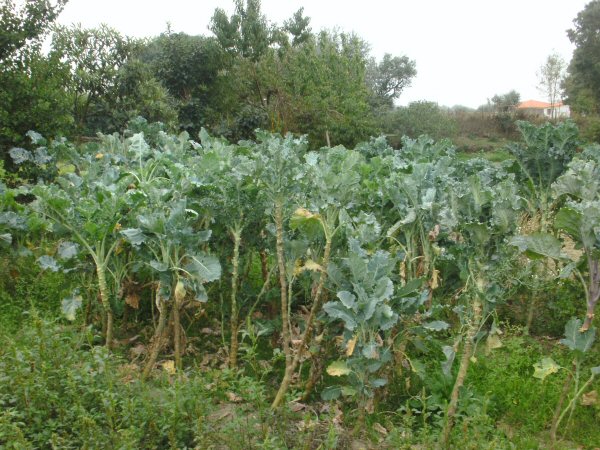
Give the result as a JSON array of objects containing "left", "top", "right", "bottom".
[{"left": 1, "top": 119, "right": 599, "bottom": 447}]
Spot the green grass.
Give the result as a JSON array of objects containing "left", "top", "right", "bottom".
[
  {"left": 468, "top": 328, "right": 600, "bottom": 448},
  {"left": 0, "top": 315, "right": 347, "bottom": 449}
]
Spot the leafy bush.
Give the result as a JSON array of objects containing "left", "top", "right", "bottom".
[{"left": 383, "top": 101, "right": 457, "bottom": 144}]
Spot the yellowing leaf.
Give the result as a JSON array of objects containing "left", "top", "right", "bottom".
[
  {"left": 581, "top": 390, "right": 598, "bottom": 406},
  {"left": 226, "top": 391, "right": 243, "bottom": 403},
  {"left": 346, "top": 335, "right": 357, "bottom": 356},
  {"left": 533, "top": 357, "right": 561, "bottom": 380},
  {"left": 373, "top": 422, "right": 388, "bottom": 436},
  {"left": 430, "top": 269, "right": 440, "bottom": 290},
  {"left": 303, "top": 259, "right": 324, "bottom": 272},
  {"left": 326, "top": 360, "right": 351, "bottom": 376},
  {"left": 293, "top": 259, "right": 304, "bottom": 276},
  {"left": 95, "top": 153, "right": 104, "bottom": 159},
  {"left": 162, "top": 360, "right": 176, "bottom": 375},
  {"left": 485, "top": 334, "right": 503, "bottom": 354},
  {"left": 174, "top": 280, "right": 186, "bottom": 304},
  {"left": 294, "top": 259, "right": 324, "bottom": 275},
  {"left": 125, "top": 292, "right": 140, "bottom": 309},
  {"left": 293, "top": 208, "right": 316, "bottom": 219}
]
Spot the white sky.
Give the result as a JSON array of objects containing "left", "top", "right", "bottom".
[{"left": 55, "top": 0, "right": 590, "bottom": 108}]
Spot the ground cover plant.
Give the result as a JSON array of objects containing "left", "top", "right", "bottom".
[{"left": 1, "top": 117, "right": 599, "bottom": 449}]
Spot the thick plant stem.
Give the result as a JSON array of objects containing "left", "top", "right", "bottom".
[
  {"left": 301, "top": 347, "right": 325, "bottom": 402},
  {"left": 550, "top": 362, "right": 575, "bottom": 446},
  {"left": 441, "top": 299, "right": 482, "bottom": 448},
  {"left": 272, "top": 237, "right": 332, "bottom": 409},
  {"left": 229, "top": 228, "right": 242, "bottom": 369},
  {"left": 96, "top": 265, "right": 114, "bottom": 350},
  {"left": 582, "top": 258, "right": 599, "bottom": 331},
  {"left": 352, "top": 400, "right": 366, "bottom": 436},
  {"left": 173, "top": 300, "right": 182, "bottom": 370},
  {"left": 260, "top": 249, "right": 269, "bottom": 282},
  {"left": 143, "top": 290, "right": 168, "bottom": 380},
  {"left": 525, "top": 296, "right": 536, "bottom": 334},
  {"left": 274, "top": 201, "right": 292, "bottom": 373}
]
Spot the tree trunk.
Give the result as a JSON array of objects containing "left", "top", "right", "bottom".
[
  {"left": 441, "top": 299, "right": 482, "bottom": 448},
  {"left": 96, "top": 265, "right": 114, "bottom": 350},
  {"left": 142, "top": 291, "right": 168, "bottom": 380},
  {"left": 229, "top": 228, "right": 242, "bottom": 369},
  {"left": 272, "top": 237, "right": 332, "bottom": 409}
]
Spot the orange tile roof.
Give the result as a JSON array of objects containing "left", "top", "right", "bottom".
[{"left": 517, "top": 100, "right": 563, "bottom": 109}]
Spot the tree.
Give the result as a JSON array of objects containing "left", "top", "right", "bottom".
[
  {"left": 138, "top": 30, "right": 223, "bottom": 134},
  {"left": 50, "top": 24, "right": 137, "bottom": 133},
  {"left": 565, "top": 0, "right": 600, "bottom": 114},
  {"left": 263, "top": 30, "right": 376, "bottom": 147},
  {"left": 491, "top": 90, "right": 520, "bottom": 113},
  {"left": 210, "top": 0, "right": 272, "bottom": 62},
  {"left": 0, "top": 52, "right": 73, "bottom": 165},
  {"left": 0, "top": 0, "right": 67, "bottom": 63},
  {"left": 538, "top": 52, "right": 566, "bottom": 119},
  {"left": 366, "top": 53, "right": 416, "bottom": 109},
  {"left": 383, "top": 101, "right": 457, "bottom": 142},
  {"left": 282, "top": 7, "right": 311, "bottom": 47},
  {"left": 0, "top": 0, "right": 72, "bottom": 166}
]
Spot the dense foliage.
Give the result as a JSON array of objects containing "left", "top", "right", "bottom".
[
  {"left": 1, "top": 119, "right": 599, "bottom": 448},
  {"left": 2, "top": 1, "right": 600, "bottom": 448}
]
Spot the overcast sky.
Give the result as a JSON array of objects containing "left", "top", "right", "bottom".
[{"left": 55, "top": 0, "right": 590, "bottom": 108}]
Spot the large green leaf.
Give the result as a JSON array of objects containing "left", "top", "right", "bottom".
[
  {"left": 509, "top": 233, "right": 564, "bottom": 260},
  {"left": 186, "top": 254, "right": 221, "bottom": 283},
  {"left": 121, "top": 228, "right": 146, "bottom": 246},
  {"left": 441, "top": 345, "right": 455, "bottom": 377},
  {"left": 37, "top": 255, "right": 60, "bottom": 272},
  {"left": 533, "top": 357, "right": 561, "bottom": 380},
  {"left": 560, "top": 318, "right": 596, "bottom": 353},
  {"left": 57, "top": 241, "right": 79, "bottom": 260},
  {"left": 323, "top": 301, "right": 358, "bottom": 331},
  {"left": 321, "top": 386, "right": 342, "bottom": 401},
  {"left": 554, "top": 207, "right": 584, "bottom": 244},
  {"left": 326, "top": 360, "right": 351, "bottom": 376},
  {"left": 337, "top": 291, "right": 356, "bottom": 310},
  {"left": 423, "top": 320, "right": 450, "bottom": 331},
  {"left": 61, "top": 292, "right": 83, "bottom": 321}
]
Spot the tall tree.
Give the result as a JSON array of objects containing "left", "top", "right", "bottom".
[
  {"left": 50, "top": 24, "right": 137, "bottom": 133},
  {"left": 0, "top": 0, "right": 72, "bottom": 165},
  {"left": 538, "top": 52, "right": 566, "bottom": 119},
  {"left": 366, "top": 53, "right": 416, "bottom": 109},
  {"left": 139, "top": 30, "right": 223, "bottom": 134},
  {"left": 210, "top": 0, "right": 272, "bottom": 62},
  {"left": 0, "top": 0, "right": 67, "bottom": 63},
  {"left": 565, "top": 0, "right": 600, "bottom": 114},
  {"left": 492, "top": 90, "right": 520, "bottom": 112}
]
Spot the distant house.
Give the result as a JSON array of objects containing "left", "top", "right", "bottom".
[{"left": 516, "top": 100, "right": 570, "bottom": 118}]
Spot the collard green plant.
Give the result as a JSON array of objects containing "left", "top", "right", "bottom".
[
  {"left": 511, "top": 147, "right": 600, "bottom": 332},
  {"left": 552, "top": 151, "right": 600, "bottom": 331},
  {"left": 323, "top": 236, "right": 398, "bottom": 430},
  {"left": 26, "top": 134, "right": 142, "bottom": 348},
  {"left": 271, "top": 145, "right": 364, "bottom": 408},
  {"left": 507, "top": 120, "right": 579, "bottom": 231},
  {"left": 531, "top": 318, "right": 598, "bottom": 445},
  {"left": 193, "top": 130, "right": 262, "bottom": 369},
  {"left": 122, "top": 152, "right": 220, "bottom": 374}
]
